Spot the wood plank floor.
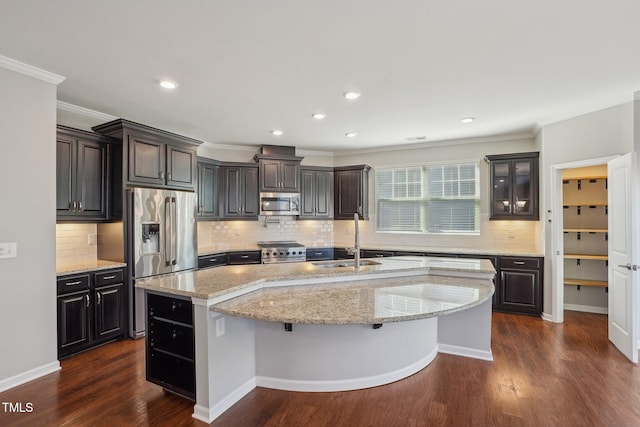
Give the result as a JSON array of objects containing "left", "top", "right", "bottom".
[{"left": 1, "top": 311, "right": 639, "bottom": 426}]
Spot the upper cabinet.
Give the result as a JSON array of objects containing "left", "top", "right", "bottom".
[
  {"left": 56, "top": 126, "right": 112, "bottom": 221},
  {"left": 487, "top": 152, "right": 539, "bottom": 220},
  {"left": 334, "top": 165, "right": 371, "bottom": 220},
  {"left": 220, "top": 163, "right": 259, "bottom": 219},
  {"left": 93, "top": 119, "right": 202, "bottom": 191},
  {"left": 299, "top": 166, "right": 334, "bottom": 219},
  {"left": 196, "top": 157, "right": 221, "bottom": 220},
  {"left": 253, "top": 154, "right": 303, "bottom": 192}
]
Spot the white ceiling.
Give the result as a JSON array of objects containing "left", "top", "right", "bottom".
[{"left": 2, "top": 1, "right": 639, "bottom": 152}]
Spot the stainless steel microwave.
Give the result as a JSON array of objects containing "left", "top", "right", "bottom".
[{"left": 259, "top": 192, "right": 300, "bottom": 216}]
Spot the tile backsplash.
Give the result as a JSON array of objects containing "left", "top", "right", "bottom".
[
  {"left": 197, "top": 216, "right": 334, "bottom": 253},
  {"left": 56, "top": 223, "right": 98, "bottom": 266}
]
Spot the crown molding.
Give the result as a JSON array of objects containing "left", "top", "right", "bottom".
[
  {"left": 57, "top": 101, "right": 117, "bottom": 122},
  {"left": 333, "top": 132, "right": 535, "bottom": 157},
  {"left": 0, "top": 55, "right": 65, "bottom": 85}
]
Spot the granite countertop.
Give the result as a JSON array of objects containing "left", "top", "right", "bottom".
[
  {"left": 56, "top": 260, "right": 127, "bottom": 276},
  {"left": 135, "top": 256, "right": 496, "bottom": 300},
  {"left": 199, "top": 244, "right": 542, "bottom": 258},
  {"left": 212, "top": 273, "right": 493, "bottom": 325}
]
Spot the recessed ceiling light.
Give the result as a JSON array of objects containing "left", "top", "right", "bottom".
[
  {"left": 461, "top": 117, "right": 475, "bottom": 123},
  {"left": 271, "top": 129, "right": 283, "bottom": 136},
  {"left": 160, "top": 80, "right": 177, "bottom": 89},
  {"left": 344, "top": 91, "right": 361, "bottom": 100},
  {"left": 312, "top": 113, "right": 326, "bottom": 120},
  {"left": 345, "top": 132, "right": 358, "bottom": 138}
]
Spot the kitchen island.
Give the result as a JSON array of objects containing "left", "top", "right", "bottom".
[{"left": 136, "top": 256, "right": 495, "bottom": 423}]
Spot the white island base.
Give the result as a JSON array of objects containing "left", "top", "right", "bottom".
[{"left": 191, "top": 298, "right": 492, "bottom": 424}]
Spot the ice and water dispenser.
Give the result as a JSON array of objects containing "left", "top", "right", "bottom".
[{"left": 141, "top": 223, "right": 160, "bottom": 254}]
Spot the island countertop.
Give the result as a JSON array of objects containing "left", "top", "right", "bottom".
[
  {"left": 212, "top": 273, "right": 493, "bottom": 324},
  {"left": 135, "top": 256, "right": 495, "bottom": 300}
]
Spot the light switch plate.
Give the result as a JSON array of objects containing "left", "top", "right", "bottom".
[{"left": 0, "top": 242, "right": 18, "bottom": 259}]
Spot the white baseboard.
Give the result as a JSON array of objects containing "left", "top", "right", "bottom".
[
  {"left": 541, "top": 312, "right": 554, "bottom": 322},
  {"left": 564, "top": 304, "right": 608, "bottom": 314},
  {"left": 438, "top": 344, "right": 493, "bottom": 361},
  {"left": 192, "top": 377, "right": 256, "bottom": 424},
  {"left": 0, "top": 361, "right": 61, "bottom": 393},
  {"left": 256, "top": 347, "right": 438, "bottom": 392}
]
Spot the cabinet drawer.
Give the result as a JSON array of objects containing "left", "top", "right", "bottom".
[
  {"left": 148, "top": 318, "right": 194, "bottom": 359},
  {"left": 198, "top": 253, "right": 228, "bottom": 269},
  {"left": 228, "top": 251, "right": 261, "bottom": 265},
  {"left": 362, "top": 250, "right": 395, "bottom": 258},
  {"left": 306, "top": 248, "right": 334, "bottom": 261},
  {"left": 500, "top": 257, "right": 540, "bottom": 270},
  {"left": 95, "top": 269, "right": 124, "bottom": 286},
  {"left": 57, "top": 275, "right": 90, "bottom": 295},
  {"left": 147, "top": 293, "right": 193, "bottom": 324}
]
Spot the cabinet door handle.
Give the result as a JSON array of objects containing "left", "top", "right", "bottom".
[
  {"left": 97, "top": 292, "right": 101, "bottom": 305},
  {"left": 240, "top": 255, "right": 250, "bottom": 259},
  {"left": 619, "top": 263, "right": 632, "bottom": 270},
  {"left": 375, "top": 254, "right": 385, "bottom": 257},
  {"left": 513, "top": 261, "right": 525, "bottom": 265},
  {"left": 85, "top": 294, "right": 90, "bottom": 308},
  {"left": 159, "top": 171, "right": 165, "bottom": 180},
  {"left": 167, "top": 172, "right": 172, "bottom": 181},
  {"left": 78, "top": 201, "right": 83, "bottom": 212},
  {"left": 102, "top": 275, "right": 116, "bottom": 280},
  {"left": 314, "top": 252, "right": 323, "bottom": 255},
  {"left": 65, "top": 280, "right": 82, "bottom": 286}
]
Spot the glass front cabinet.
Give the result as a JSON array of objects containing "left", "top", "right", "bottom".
[{"left": 487, "top": 152, "right": 539, "bottom": 220}]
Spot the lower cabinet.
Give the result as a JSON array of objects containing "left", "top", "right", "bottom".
[
  {"left": 228, "top": 250, "right": 261, "bottom": 265},
  {"left": 146, "top": 292, "right": 195, "bottom": 400},
  {"left": 306, "top": 248, "right": 334, "bottom": 261},
  {"left": 496, "top": 256, "right": 543, "bottom": 315},
  {"left": 57, "top": 268, "right": 125, "bottom": 359},
  {"left": 198, "top": 253, "right": 228, "bottom": 269}
]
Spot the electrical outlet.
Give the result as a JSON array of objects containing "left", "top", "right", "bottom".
[
  {"left": 0, "top": 242, "right": 18, "bottom": 259},
  {"left": 88, "top": 234, "right": 97, "bottom": 245},
  {"left": 216, "top": 317, "right": 225, "bottom": 337}
]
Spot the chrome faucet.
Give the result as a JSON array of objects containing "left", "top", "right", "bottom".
[{"left": 346, "top": 212, "right": 361, "bottom": 268}]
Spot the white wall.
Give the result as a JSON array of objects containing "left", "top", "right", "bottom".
[
  {"left": 0, "top": 67, "right": 60, "bottom": 389},
  {"left": 333, "top": 135, "right": 541, "bottom": 254},
  {"left": 539, "top": 102, "right": 634, "bottom": 317}
]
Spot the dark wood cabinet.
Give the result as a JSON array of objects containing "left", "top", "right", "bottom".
[
  {"left": 228, "top": 250, "right": 261, "bottom": 265},
  {"left": 56, "top": 126, "right": 110, "bottom": 221},
  {"left": 254, "top": 154, "right": 303, "bottom": 192},
  {"left": 334, "top": 165, "right": 371, "bottom": 220},
  {"left": 300, "top": 167, "right": 334, "bottom": 219},
  {"left": 198, "top": 253, "right": 228, "bottom": 269},
  {"left": 487, "top": 152, "right": 539, "bottom": 220},
  {"left": 146, "top": 292, "right": 195, "bottom": 400},
  {"left": 306, "top": 248, "right": 335, "bottom": 261},
  {"left": 220, "top": 163, "right": 259, "bottom": 219},
  {"left": 496, "top": 256, "right": 543, "bottom": 315},
  {"left": 196, "top": 157, "right": 221, "bottom": 220},
  {"left": 57, "top": 268, "right": 125, "bottom": 359},
  {"left": 92, "top": 119, "right": 202, "bottom": 191},
  {"left": 361, "top": 250, "right": 396, "bottom": 258}
]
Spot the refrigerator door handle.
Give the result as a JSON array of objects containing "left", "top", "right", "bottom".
[
  {"left": 165, "top": 196, "right": 172, "bottom": 266},
  {"left": 172, "top": 197, "right": 178, "bottom": 266}
]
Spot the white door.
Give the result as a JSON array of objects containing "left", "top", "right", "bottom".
[{"left": 608, "top": 153, "right": 638, "bottom": 363}]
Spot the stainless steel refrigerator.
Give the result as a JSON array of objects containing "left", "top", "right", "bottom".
[{"left": 126, "top": 187, "right": 197, "bottom": 338}]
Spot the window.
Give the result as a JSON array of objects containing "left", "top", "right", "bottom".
[{"left": 375, "top": 162, "right": 479, "bottom": 234}]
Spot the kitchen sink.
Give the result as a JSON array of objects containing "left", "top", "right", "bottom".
[{"left": 312, "top": 260, "right": 382, "bottom": 268}]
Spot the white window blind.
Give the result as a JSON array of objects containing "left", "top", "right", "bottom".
[{"left": 375, "top": 163, "right": 479, "bottom": 234}]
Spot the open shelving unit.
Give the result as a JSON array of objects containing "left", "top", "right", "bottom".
[{"left": 562, "top": 174, "right": 608, "bottom": 294}]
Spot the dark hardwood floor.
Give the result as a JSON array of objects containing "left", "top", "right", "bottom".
[{"left": 1, "top": 311, "right": 639, "bottom": 426}]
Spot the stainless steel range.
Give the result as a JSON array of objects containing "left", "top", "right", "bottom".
[{"left": 258, "top": 241, "right": 306, "bottom": 263}]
